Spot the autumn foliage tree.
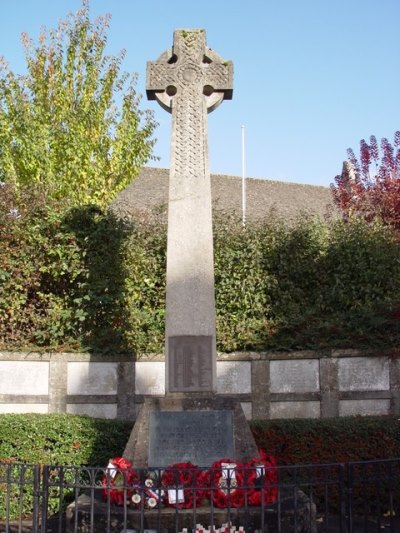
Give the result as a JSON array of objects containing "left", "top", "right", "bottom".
[
  {"left": 331, "top": 131, "right": 400, "bottom": 230},
  {"left": 0, "top": 1, "right": 157, "bottom": 208}
]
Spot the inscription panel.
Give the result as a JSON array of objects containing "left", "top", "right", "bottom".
[
  {"left": 338, "top": 357, "right": 390, "bottom": 391},
  {"left": 169, "top": 336, "right": 213, "bottom": 392},
  {"left": 339, "top": 399, "right": 390, "bottom": 416},
  {"left": 148, "top": 410, "right": 233, "bottom": 467},
  {"left": 270, "top": 359, "right": 320, "bottom": 393}
]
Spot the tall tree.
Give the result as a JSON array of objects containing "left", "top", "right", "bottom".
[
  {"left": 0, "top": 1, "right": 157, "bottom": 207},
  {"left": 331, "top": 132, "right": 400, "bottom": 230}
]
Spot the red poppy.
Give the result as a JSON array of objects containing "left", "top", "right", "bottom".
[
  {"left": 245, "top": 450, "right": 278, "bottom": 506},
  {"left": 161, "top": 462, "right": 204, "bottom": 509},
  {"left": 206, "top": 459, "right": 245, "bottom": 509},
  {"left": 101, "top": 457, "right": 138, "bottom": 506}
]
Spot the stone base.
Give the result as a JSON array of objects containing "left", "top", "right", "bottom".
[
  {"left": 123, "top": 396, "right": 258, "bottom": 468},
  {"left": 65, "top": 489, "right": 316, "bottom": 533}
]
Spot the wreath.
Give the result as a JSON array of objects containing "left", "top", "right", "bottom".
[
  {"left": 206, "top": 459, "right": 245, "bottom": 509},
  {"left": 101, "top": 457, "right": 138, "bottom": 506},
  {"left": 130, "top": 471, "right": 164, "bottom": 509},
  {"left": 161, "top": 462, "right": 204, "bottom": 509},
  {"left": 101, "top": 454, "right": 278, "bottom": 510},
  {"left": 245, "top": 451, "right": 278, "bottom": 506}
]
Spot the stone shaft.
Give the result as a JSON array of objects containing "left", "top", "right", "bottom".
[{"left": 147, "top": 29, "right": 233, "bottom": 393}]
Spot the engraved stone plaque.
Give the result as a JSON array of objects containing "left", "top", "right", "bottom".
[
  {"left": 148, "top": 410, "right": 234, "bottom": 467},
  {"left": 270, "top": 359, "right": 320, "bottom": 393},
  {"left": 338, "top": 357, "right": 390, "bottom": 391},
  {"left": 168, "top": 335, "right": 213, "bottom": 392}
]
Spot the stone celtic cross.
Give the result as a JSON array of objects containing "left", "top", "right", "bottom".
[{"left": 147, "top": 29, "right": 233, "bottom": 393}]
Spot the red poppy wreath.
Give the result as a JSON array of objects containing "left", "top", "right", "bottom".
[
  {"left": 130, "top": 471, "right": 164, "bottom": 509},
  {"left": 245, "top": 451, "right": 278, "bottom": 506},
  {"left": 102, "top": 457, "right": 138, "bottom": 506},
  {"left": 161, "top": 462, "right": 204, "bottom": 509},
  {"left": 207, "top": 459, "right": 245, "bottom": 509}
]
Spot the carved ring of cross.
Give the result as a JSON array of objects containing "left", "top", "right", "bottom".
[{"left": 147, "top": 30, "right": 233, "bottom": 114}]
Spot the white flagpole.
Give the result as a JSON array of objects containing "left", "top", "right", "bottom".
[{"left": 241, "top": 125, "right": 246, "bottom": 226}]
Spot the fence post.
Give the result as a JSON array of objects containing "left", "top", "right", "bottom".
[
  {"left": 338, "top": 463, "right": 348, "bottom": 533},
  {"left": 32, "top": 465, "right": 41, "bottom": 533},
  {"left": 345, "top": 463, "right": 354, "bottom": 533},
  {"left": 40, "top": 466, "right": 49, "bottom": 533}
]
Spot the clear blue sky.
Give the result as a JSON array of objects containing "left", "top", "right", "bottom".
[{"left": 0, "top": 0, "right": 398, "bottom": 187}]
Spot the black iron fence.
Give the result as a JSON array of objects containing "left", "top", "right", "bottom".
[{"left": 1, "top": 459, "right": 400, "bottom": 533}]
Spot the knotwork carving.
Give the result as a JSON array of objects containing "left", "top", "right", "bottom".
[
  {"left": 147, "top": 29, "right": 233, "bottom": 177},
  {"left": 147, "top": 29, "right": 233, "bottom": 112}
]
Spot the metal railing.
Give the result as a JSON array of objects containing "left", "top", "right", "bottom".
[{"left": 1, "top": 459, "right": 400, "bottom": 532}]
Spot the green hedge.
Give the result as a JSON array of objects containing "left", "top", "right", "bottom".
[
  {"left": 1, "top": 414, "right": 399, "bottom": 468},
  {"left": 1, "top": 414, "right": 400, "bottom": 519},
  {"left": 0, "top": 414, "right": 132, "bottom": 467},
  {"left": 250, "top": 417, "right": 400, "bottom": 465},
  {"left": 1, "top": 183, "right": 400, "bottom": 353},
  {"left": 0, "top": 414, "right": 132, "bottom": 520}
]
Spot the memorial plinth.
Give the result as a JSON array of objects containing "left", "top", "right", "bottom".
[
  {"left": 123, "top": 396, "right": 258, "bottom": 468},
  {"left": 66, "top": 489, "right": 317, "bottom": 533}
]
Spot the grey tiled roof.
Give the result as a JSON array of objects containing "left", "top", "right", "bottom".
[{"left": 113, "top": 167, "right": 335, "bottom": 222}]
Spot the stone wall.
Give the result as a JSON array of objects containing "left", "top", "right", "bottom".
[{"left": 0, "top": 350, "right": 398, "bottom": 420}]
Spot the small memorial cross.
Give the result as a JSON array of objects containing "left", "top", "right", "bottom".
[{"left": 147, "top": 29, "right": 233, "bottom": 393}]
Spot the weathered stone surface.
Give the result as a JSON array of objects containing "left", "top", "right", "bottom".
[
  {"left": 168, "top": 335, "right": 213, "bottom": 392},
  {"left": 0, "top": 403, "right": 48, "bottom": 413},
  {"left": 251, "top": 359, "right": 270, "bottom": 419},
  {"left": 0, "top": 351, "right": 399, "bottom": 419},
  {"left": 148, "top": 410, "right": 234, "bottom": 467},
  {"left": 217, "top": 361, "right": 251, "bottom": 394},
  {"left": 123, "top": 396, "right": 257, "bottom": 468},
  {"left": 147, "top": 29, "right": 232, "bottom": 393},
  {"left": 0, "top": 361, "right": 49, "bottom": 395},
  {"left": 240, "top": 401, "right": 252, "bottom": 420},
  {"left": 66, "top": 403, "right": 117, "bottom": 419},
  {"left": 339, "top": 399, "right": 390, "bottom": 416},
  {"left": 338, "top": 357, "right": 390, "bottom": 391},
  {"left": 319, "top": 358, "right": 339, "bottom": 417},
  {"left": 49, "top": 359, "right": 68, "bottom": 413},
  {"left": 116, "top": 361, "right": 136, "bottom": 421},
  {"left": 67, "top": 362, "right": 117, "bottom": 395},
  {"left": 270, "top": 359, "right": 320, "bottom": 393},
  {"left": 270, "top": 401, "right": 321, "bottom": 419},
  {"left": 135, "top": 361, "right": 165, "bottom": 395}
]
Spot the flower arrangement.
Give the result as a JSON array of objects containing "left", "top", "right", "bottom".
[
  {"left": 206, "top": 459, "right": 245, "bottom": 509},
  {"left": 161, "top": 462, "right": 204, "bottom": 508},
  {"left": 183, "top": 524, "right": 246, "bottom": 533},
  {"left": 102, "top": 452, "right": 277, "bottom": 509},
  {"left": 130, "top": 470, "right": 164, "bottom": 509},
  {"left": 245, "top": 450, "right": 278, "bottom": 506},
  {"left": 101, "top": 457, "right": 138, "bottom": 506}
]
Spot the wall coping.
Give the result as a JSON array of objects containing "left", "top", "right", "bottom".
[{"left": 0, "top": 349, "right": 396, "bottom": 362}]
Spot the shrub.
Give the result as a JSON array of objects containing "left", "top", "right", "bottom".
[
  {"left": 250, "top": 417, "right": 400, "bottom": 466},
  {"left": 0, "top": 413, "right": 132, "bottom": 467},
  {"left": 331, "top": 132, "right": 400, "bottom": 231},
  {"left": 1, "top": 200, "right": 400, "bottom": 353},
  {"left": 263, "top": 216, "right": 400, "bottom": 350},
  {"left": 1, "top": 414, "right": 400, "bottom": 519},
  {"left": 0, "top": 184, "right": 88, "bottom": 349},
  {"left": 0, "top": 413, "right": 132, "bottom": 520}
]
